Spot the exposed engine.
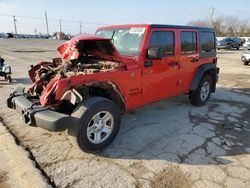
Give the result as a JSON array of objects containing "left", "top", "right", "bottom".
[
  {"left": 28, "top": 37, "right": 124, "bottom": 98},
  {"left": 64, "top": 58, "right": 119, "bottom": 76},
  {"left": 29, "top": 56, "right": 119, "bottom": 96}
]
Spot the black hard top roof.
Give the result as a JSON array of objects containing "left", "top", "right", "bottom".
[{"left": 150, "top": 24, "right": 214, "bottom": 31}]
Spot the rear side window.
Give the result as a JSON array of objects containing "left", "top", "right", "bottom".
[
  {"left": 149, "top": 31, "right": 174, "bottom": 56},
  {"left": 181, "top": 31, "right": 197, "bottom": 54},
  {"left": 200, "top": 32, "right": 215, "bottom": 53}
]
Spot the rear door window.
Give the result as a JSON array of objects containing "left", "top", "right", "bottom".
[{"left": 180, "top": 31, "right": 197, "bottom": 54}]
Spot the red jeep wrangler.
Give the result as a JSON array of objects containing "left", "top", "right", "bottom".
[{"left": 7, "top": 24, "right": 219, "bottom": 152}]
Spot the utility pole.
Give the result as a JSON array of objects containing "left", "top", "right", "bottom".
[
  {"left": 59, "top": 19, "right": 62, "bottom": 32},
  {"left": 13, "top": 16, "right": 17, "bottom": 35},
  {"left": 210, "top": 7, "right": 215, "bottom": 27},
  {"left": 80, "top": 21, "right": 82, "bottom": 33},
  {"left": 45, "top": 11, "right": 49, "bottom": 35}
]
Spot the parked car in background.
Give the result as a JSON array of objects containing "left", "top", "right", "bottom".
[
  {"left": 0, "top": 33, "right": 8, "bottom": 38},
  {"left": 243, "top": 38, "right": 250, "bottom": 48},
  {"left": 240, "top": 38, "right": 246, "bottom": 46},
  {"left": 217, "top": 38, "right": 240, "bottom": 50},
  {"left": 242, "top": 45, "right": 250, "bottom": 65},
  {"left": 6, "top": 33, "right": 14, "bottom": 38},
  {"left": 232, "top": 37, "right": 242, "bottom": 46}
]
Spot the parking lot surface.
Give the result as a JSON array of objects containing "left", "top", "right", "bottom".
[{"left": 0, "top": 39, "right": 250, "bottom": 188}]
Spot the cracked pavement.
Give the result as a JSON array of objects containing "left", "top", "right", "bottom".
[{"left": 0, "top": 39, "right": 250, "bottom": 188}]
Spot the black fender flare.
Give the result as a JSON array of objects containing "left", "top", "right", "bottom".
[{"left": 190, "top": 63, "right": 218, "bottom": 92}]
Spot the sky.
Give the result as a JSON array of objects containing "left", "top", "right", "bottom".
[{"left": 0, "top": 0, "right": 249, "bottom": 35}]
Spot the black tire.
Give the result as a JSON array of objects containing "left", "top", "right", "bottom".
[
  {"left": 189, "top": 75, "right": 212, "bottom": 106},
  {"left": 69, "top": 97, "right": 121, "bottom": 152},
  {"left": 236, "top": 47, "right": 239, "bottom": 50},
  {"left": 243, "top": 62, "right": 249, "bottom": 66}
]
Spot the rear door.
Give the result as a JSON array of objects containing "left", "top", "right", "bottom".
[
  {"left": 142, "top": 28, "right": 180, "bottom": 103},
  {"left": 178, "top": 29, "right": 200, "bottom": 92}
]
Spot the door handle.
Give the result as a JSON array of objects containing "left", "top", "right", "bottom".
[{"left": 191, "top": 58, "right": 199, "bottom": 63}]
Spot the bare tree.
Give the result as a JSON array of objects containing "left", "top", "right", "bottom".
[
  {"left": 188, "top": 15, "right": 250, "bottom": 37},
  {"left": 224, "top": 16, "right": 239, "bottom": 37},
  {"left": 213, "top": 16, "right": 224, "bottom": 36},
  {"left": 238, "top": 20, "right": 249, "bottom": 37},
  {"left": 188, "top": 19, "right": 210, "bottom": 27}
]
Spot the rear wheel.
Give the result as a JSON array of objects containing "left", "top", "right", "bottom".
[
  {"left": 69, "top": 97, "right": 121, "bottom": 152},
  {"left": 189, "top": 75, "right": 212, "bottom": 106}
]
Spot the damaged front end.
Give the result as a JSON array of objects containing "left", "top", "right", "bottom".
[
  {"left": 29, "top": 34, "right": 125, "bottom": 106},
  {"left": 7, "top": 34, "right": 126, "bottom": 131}
]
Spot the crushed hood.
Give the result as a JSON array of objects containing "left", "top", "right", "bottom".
[{"left": 57, "top": 33, "right": 123, "bottom": 63}]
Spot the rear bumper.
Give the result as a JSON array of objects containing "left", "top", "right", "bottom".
[{"left": 7, "top": 88, "right": 73, "bottom": 132}]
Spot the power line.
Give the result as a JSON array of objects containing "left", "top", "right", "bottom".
[
  {"left": 0, "top": 13, "right": 109, "bottom": 25},
  {"left": 0, "top": 13, "right": 110, "bottom": 35}
]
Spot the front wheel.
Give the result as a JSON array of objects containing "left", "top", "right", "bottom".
[
  {"left": 189, "top": 75, "right": 212, "bottom": 106},
  {"left": 69, "top": 97, "right": 121, "bottom": 152}
]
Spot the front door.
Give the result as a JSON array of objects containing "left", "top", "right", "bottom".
[{"left": 142, "top": 29, "right": 180, "bottom": 103}]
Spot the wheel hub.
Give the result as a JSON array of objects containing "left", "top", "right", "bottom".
[
  {"left": 94, "top": 120, "right": 105, "bottom": 132},
  {"left": 200, "top": 81, "right": 210, "bottom": 101},
  {"left": 86, "top": 111, "right": 114, "bottom": 144}
]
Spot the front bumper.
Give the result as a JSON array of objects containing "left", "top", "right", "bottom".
[{"left": 7, "top": 88, "right": 73, "bottom": 132}]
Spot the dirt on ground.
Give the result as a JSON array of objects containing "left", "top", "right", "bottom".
[
  {"left": 0, "top": 39, "right": 250, "bottom": 188},
  {"left": 150, "top": 165, "right": 192, "bottom": 188},
  {"left": 0, "top": 170, "right": 10, "bottom": 188}
]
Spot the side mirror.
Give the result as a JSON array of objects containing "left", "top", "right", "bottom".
[{"left": 147, "top": 48, "right": 163, "bottom": 59}]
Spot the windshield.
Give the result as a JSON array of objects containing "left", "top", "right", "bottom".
[{"left": 96, "top": 27, "right": 145, "bottom": 55}]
